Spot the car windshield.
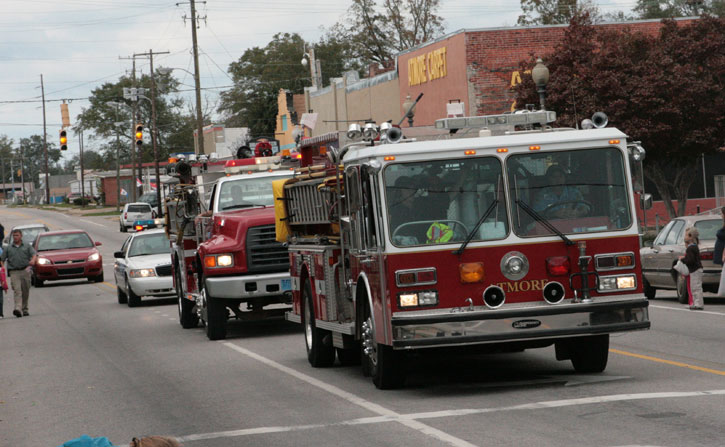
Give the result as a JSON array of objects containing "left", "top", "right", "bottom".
[
  {"left": 19, "top": 227, "right": 46, "bottom": 245},
  {"left": 37, "top": 233, "right": 93, "bottom": 251},
  {"left": 384, "top": 157, "right": 508, "bottom": 247},
  {"left": 128, "top": 233, "right": 170, "bottom": 257},
  {"left": 694, "top": 219, "right": 722, "bottom": 241},
  {"left": 218, "top": 174, "right": 293, "bottom": 211},
  {"left": 127, "top": 204, "right": 151, "bottom": 213},
  {"left": 507, "top": 147, "right": 632, "bottom": 236}
]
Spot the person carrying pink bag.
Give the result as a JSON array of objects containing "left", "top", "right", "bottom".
[{"left": 0, "top": 261, "right": 8, "bottom": 318}]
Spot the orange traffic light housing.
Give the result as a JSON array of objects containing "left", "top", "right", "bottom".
[
  {"left": 135, "top": 124, "right": 144, "bottom": 146},
  {"left": 60, "top": 129, "right": 68, "bottom": 150}
]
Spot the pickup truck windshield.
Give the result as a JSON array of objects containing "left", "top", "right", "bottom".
[
  {"left": 218, "top": 174, "right": 294, "bottom": 211},
  {"left": 507, "top": 147, "right": 632, "bottom": 237},
  {"left": 384, "top": 157, "right": 508, "bottom": 247}
]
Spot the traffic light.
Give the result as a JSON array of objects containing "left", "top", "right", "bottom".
[
  {"left": 135, "top": 124, "right": 144, "bottom": 146},
  {"left": 60, "top": 129, "right": 68, "bottom": 150}
]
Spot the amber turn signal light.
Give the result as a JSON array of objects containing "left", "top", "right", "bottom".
[{"left": 459, "top": 262, "right": 484, "bottom": 283}]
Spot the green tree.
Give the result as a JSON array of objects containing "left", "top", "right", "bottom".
[
  {"left": 517, "top": 0, "right": 601, "bottom": 25},
  {"left": 513, "top": 14, "right": 725, "bottom": 218},
  {"left": 17, "top": 135, "right": 63, "bottom": 188},
  {"left": 633, "top": 0, "right": 724, "bottom": 19},
  {"left": 341, "top": 0, "right": 444, "bottom": 65},
  {"left": 75, "top": 71, "right": 194, "bottom": 164}
]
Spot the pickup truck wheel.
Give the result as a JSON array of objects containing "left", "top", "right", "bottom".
[
  {"left": 676, "top": 275, "right": 689, "bottom": 304},
  {"left": 127, "top": 279, "right": 141, "bottom": 307},
  {"left": 117, "top": 286, "right": 128, "bottom": 304},
  {"left": 643, "top": 277, "right": 656, "bottom": 300},
  {"left": 361, "top": 298, "right": 404, "bottom": 389},
  {"left": 176, "top": 268, "right": 198, "bottom": 329},
  {"left": 205, "top": 287, "right": 227, "bottom": 340},
  {"left": 570, "top": 335, "right": 609, "bottom": 373},
  {"left": 303, "top": 281, "right": 334, "bottom": 367},
  {"left": 120, "top": 224, "right": 127, "bottom": 233}
]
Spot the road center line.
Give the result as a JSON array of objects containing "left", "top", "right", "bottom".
[
  {"left": 649, "top": 304, "right": 724, "bottom": 316},
  {"left": 221, "top": 341, "right": 478, "bottom": 447},
  {"left": 81, "top": 218, "right": 107, "bottom": 227},
  {"left": 611, "top": 348, "right": 725, "bottom": 376}
]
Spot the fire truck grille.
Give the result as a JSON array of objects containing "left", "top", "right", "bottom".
[{"left": 246, "top": 225, "right": 289, "bottom": 273}]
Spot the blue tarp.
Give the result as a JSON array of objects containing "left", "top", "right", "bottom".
[{"left": 56, "top": 434, "right": 115, "bottom": 447}]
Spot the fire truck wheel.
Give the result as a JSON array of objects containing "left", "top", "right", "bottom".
[
  {"left": 126, "top": 278, "right": 141, "bottom": 307},
  {"left": 205, "top": 290, "right": 228, "bottom": 340},
  {"left": 117, "top": 286, "right": 128, "bottom": 304},
  {"left": 570, "top": 334, "right": 609, "bottom": 373},
  {"left": 303, "top": 281, "right": 334, "bottom": 367},
  {"left": 676, "top": 276, "right": 689, "bottom": 304},
  {"left": 176, "top": 269, "right": 198, "bottom": 329},
  {"left": 643, "top": 278, "right": 656, "bottom": 300},
  {"left": 361, "top": 300, "right": 405, "bottom": 389}
]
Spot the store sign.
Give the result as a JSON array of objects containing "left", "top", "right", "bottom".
[{"left": 408, "top": 46, "right": 448, "bottom": 86}]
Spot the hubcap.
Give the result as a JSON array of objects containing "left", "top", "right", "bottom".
[{"left": 304, "top": 298, "right": 313, "bottom": 351}]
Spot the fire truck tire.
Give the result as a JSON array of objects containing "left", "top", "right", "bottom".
[
  {"left": 117, "top": 287, "right": 128, "bottom": 304},
  {"left": 303, "top": 281, "right": 335, "bottom": 367},
  {"left": 361, "top": 300, "right": 405, "bottom": 389},
  {"left": 676, "top": 276, "right": 688, "bottom": 304},
  {"left": 570, "top": 334, "right": 609, "bottom": 373},
  {"left": 205, "top": 292, "right": 227, "bottom": 340},
  {"left": 176, "top": 268, "right": 198, "bottom": 329},
  {"left": 336, "top": 347, "right": 361, "bottom": 366},
  {"left": 643, "top": 278, "right": 656, "bottom": 300}
]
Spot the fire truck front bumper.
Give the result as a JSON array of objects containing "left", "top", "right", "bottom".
[
  {"left": 205, "top": 272, "right": 292, "bottom": 300},
  {"left": 390, "top": 295, "right": 649, "bottom": 349}
]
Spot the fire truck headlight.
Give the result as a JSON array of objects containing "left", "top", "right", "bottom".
[
  {"left": 617, "top": 275, "right": 636, "bottom": 289},
  {"left": 398, "top": 290, "right": 438, "bottom": 308},
  {"left": 217, "top": 254, "right": 234, "bottom": 267},
  {"left": 501, "top": 251, "right": 529, "bottom": 281}
]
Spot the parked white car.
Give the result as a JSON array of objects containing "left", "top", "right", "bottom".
[
  {"left": 113, "top": 229, "right": 174, "bottom": 307},
  {"left": 119, "top": 202, "right": 154, "bottom": 232}
]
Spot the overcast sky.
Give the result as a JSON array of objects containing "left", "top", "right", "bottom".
[{"left": 0, "top": 0, "right": 634, "bottom": 159}]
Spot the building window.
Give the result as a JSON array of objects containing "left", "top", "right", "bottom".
[{"left": 282, "top": 115, "right": 288, "bottom": 131}]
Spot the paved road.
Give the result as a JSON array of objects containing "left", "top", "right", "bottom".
[{"left": 1, "top": 206, "right": 724, "bottom": 447}]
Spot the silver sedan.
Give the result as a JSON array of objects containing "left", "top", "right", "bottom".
[{"left": 113, "top": 229, "right": 174, "bottom": 307}]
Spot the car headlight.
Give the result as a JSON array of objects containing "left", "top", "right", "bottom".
[
  {"left": 129, "top": 268, "right": 156, "bottom": 278},
  {"left": 88, "top": 253, "right": 100, "bottom": 262},
  {"left": 37, "top": 257, "right": 51, "bottom": 265}
]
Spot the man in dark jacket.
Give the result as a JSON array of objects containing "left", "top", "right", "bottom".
[{"left": 1, "top": 229, "right": 36, "bottom": 317}]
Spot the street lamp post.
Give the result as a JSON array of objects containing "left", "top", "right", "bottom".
[
  {"left": 531, "top": 58, "right": 550, "bottom": 111},
  {"left": 301, "top": 47, "right": 322, "bottom": 89},
  {"left": 402, "top": 94, "right": 416, "bottom": 127},
  {"left": 148, "top": 53, "right": 163, "bottom": 218}
]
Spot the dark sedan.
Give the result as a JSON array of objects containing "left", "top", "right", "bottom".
[{"left": 33, "top": 230, "right": 104, "bottom": 287}]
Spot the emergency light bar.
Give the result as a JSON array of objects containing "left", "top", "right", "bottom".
[
  {"left": 435, "top": 110, "right": 556, "bottom": 132},
  {"left": 224, "top": 156, "right": 282, "bottom": 174}
]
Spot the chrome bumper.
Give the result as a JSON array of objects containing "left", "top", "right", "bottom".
[
  {"left": 391, "top": 295, "right": 650, "bottom": 349},
  {"left": 205, "top": 272, "right": 292, "bottom": 300}
]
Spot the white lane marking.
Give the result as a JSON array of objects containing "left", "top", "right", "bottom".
[
  {"left": 81, "top": 219, "right": 107, "bottom": 227},
  {"left": 222, "top": 342, "right": 478, "bottom": 447},
  {"left": 169, "top": 385, "right": 725, "bottom": 445},
  {"left": 168, "top": 318, "right": 176, "bottom": 321},
  {"left": 649, "top": 304, "right": 725, "bottom": 316},
  {"left": 161, "top": 314, "right": 169, "bottom": 317}
]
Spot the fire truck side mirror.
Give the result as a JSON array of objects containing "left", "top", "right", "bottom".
[{"left": 640, "top": 193, "right": 652, "bottom": 210}]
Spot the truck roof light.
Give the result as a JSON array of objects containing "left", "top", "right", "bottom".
[
  {"left": 435, "top": 110, "right": 556, "bottom": 131},
  {"left": 497, "top": 148, "right": 508, "bottom": 153},
  {"left": 609, "top": 139, "right": 620, "bottom": 144},
  {"left": 383, "top": 156, "right": 395, "bottom": 161},
  {"left": 464, "top": 150, "right": 476, "bottom": 155},
  {"left": 529, "top": 145, "right": 541, "bottom": 151}
]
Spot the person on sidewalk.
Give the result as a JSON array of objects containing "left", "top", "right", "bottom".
[
  {"left": 0, "top": 248, "right": 8, "bottom": 318},
  {"left": 674, "top": 227, "right": 704, "bottom": 310},
  {"left": 714, "top": 207, "right": 725, "bottom": 296},
  {"left": 0, "top": 229, "right": 37, "bottom": 318}
]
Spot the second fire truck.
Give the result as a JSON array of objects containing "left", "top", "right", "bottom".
[{"left": 276, "top": 111, "right": 650, "bottom": 388}]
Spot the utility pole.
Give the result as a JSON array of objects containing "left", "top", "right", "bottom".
[
  {"left": 80, "top": 130, "right": 85, "bottom": 208},
  {"left": 41, "top": 74, "right": 50, "bottom": 205},
  {"left": 120, "top": 55, "right": 139, "bottom": 202},
  {"left": 134, "top": 49, "right": 169, "bottom": 218},
  {"left": 18, "top": 147, "right": 25, "bottom": 205},
  {"left": 188, "top": 0, "right": 206, "bottom": 155}
]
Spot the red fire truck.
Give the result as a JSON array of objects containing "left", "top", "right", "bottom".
[
  {"left": 276, "top": 111, "right": 651, "bottom": 388},
  {"left": 166, "top": 155, "right": 297, "bottom": 340}
]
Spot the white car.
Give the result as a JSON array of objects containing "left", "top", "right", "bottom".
[
  {"left": 119, "top": 202, "right": 154, "bottom": 232},
  {"left": 113, "top": 229, "right": 174, "bottom": 307}
]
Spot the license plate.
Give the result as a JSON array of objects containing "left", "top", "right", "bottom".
[{"left": 281, "top": 278, "right": 291, "bottom": 291}]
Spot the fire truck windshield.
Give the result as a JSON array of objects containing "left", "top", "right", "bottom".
[
  {"left": 507, "top": 147, "right": 632, "bottom": 237},
  {"left": 384, "top": 157, "right": 508, "bottom": 247},
  {"left": 218, "top": 174, "right": 294, "bottom": 211}
]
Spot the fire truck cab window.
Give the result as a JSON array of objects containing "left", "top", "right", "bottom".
[
  {"left": 384, "top": 157, "right": 507, "bottom": 247},
  {"left": 217, "top": 175, "right": 293, "bottom": 211},
  {"left": 346, "top": 166, "right": 379, "bottom": 251},
  {"left": 507, "top": 147, "right": 631, "bottom": 237}
]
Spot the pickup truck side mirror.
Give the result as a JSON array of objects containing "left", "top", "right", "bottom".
[{"left": 113, "top": 251, "right": 124, "bottom": 258}]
